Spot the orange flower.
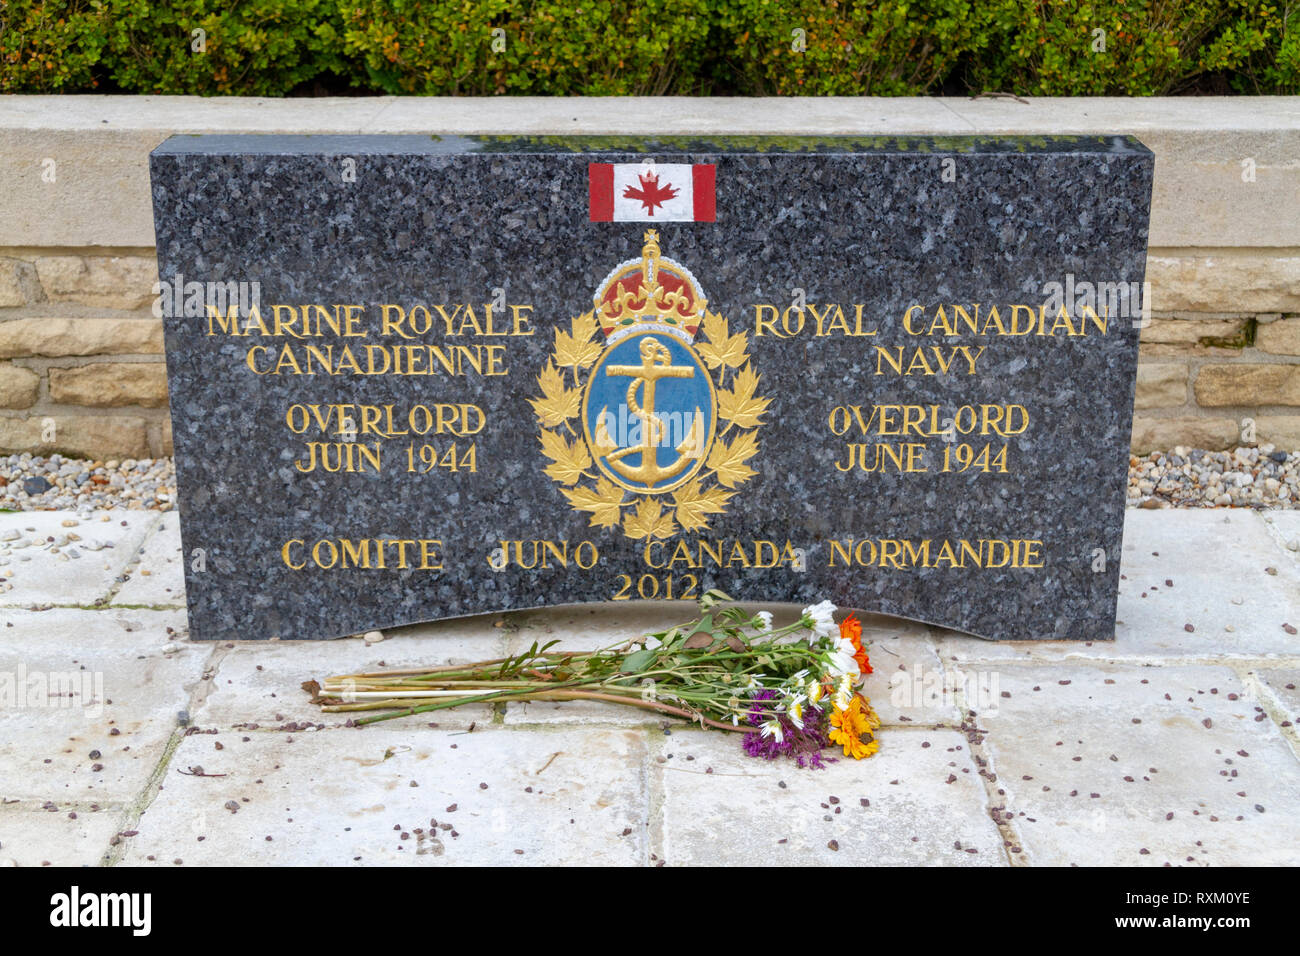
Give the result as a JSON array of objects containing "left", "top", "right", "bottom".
[
  {"left": 839, "top": 612, "right": 872, "bottom": 675},
  {"left": 828, "top": 694, "right": 881, "bottom": 759}
]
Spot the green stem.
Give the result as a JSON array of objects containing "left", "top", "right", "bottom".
[{"left": 349, "top": 683, "right": 748, "bottom": 732}]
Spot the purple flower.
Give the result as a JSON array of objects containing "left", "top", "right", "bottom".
[{"left": 742, "top": 689, "right": 833, "bottom": 767}]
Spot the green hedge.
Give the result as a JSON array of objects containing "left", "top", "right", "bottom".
[
  {"left": 100, "top": 0, "right": 347, "bottom": 96},
  {"left": 340, "top": 0, "right": 711, "bottom": 94},
  {"left": 713, "top": 0, "right": 1003, "bottom": 95},
  {"left": 1, "top": 0, "right": 107, "bottom": 92},
  {"left": 971, "top": 0, "right": 1278, "bottom": 95},
  {"left": 0, "top": 0, "right": 1293, "bottom": 95}
]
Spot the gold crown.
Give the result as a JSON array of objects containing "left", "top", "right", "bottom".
[{"left": 593, "top": 230, "right": 707, "bottom": 341}]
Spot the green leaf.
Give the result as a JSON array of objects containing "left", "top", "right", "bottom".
[
  {"left": 620, "top": 648, "right": 657, "bottom": 674},
  {"left": 697, "top": 588, "right": 732, "bottom": 611},
  {"left": 654, "top": 626, "right": 682, "bottom": 650}
]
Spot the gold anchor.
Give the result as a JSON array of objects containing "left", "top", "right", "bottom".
[{"left": 601, "top": 336, "right": 703, "bottom": 486}]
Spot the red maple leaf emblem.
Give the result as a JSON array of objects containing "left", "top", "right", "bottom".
[{"left": 622, "top": 171, "right": 679, "bottom": 215}]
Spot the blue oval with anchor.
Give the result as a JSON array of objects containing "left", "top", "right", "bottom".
[{"left": 583, "top": 331, "right": 716, "bottom": 495}]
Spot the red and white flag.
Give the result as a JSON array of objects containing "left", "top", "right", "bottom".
[{"left": 589, "top": 163, "right": 715, "bottom": 222}]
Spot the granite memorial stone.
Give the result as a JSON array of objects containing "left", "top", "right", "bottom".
[{"left": 148, "top": 134, "right": 1154, "bottom": 641}]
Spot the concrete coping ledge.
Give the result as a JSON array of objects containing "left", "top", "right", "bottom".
[
  {"left": 1, "top": 94, "right": 1299, "bottom": 256},
  {"left": 2, "top": 95, "right": 1299, "bottom": 134}
]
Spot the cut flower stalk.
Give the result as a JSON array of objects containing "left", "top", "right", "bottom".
[{"left": 305, "top": 590, "right": 881, "bottom": 764}]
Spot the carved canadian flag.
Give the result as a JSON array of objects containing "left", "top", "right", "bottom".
[{"left": 589, "top": 163, "right": 716, "bottom": 222}]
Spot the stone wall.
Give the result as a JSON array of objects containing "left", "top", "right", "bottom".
[
  {"left": 2, "top": 95, "right": 1299, "bottom": 458},
  {"left": 0, "top": 252, "right": 170, "bottom": 459},
  {"left": 1133, "top": 313, "right": 1300, "bottom": 454}
]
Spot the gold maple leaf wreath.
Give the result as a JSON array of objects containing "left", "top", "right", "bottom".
[{"left": 530, "top": 310, "right": 771, "bottom": 540}]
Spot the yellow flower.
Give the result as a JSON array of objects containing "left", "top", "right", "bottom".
[
  {"left": 833, "top": 673, "right": 855, "bottom": 710},
  {"left": 806, "top": 676, "right": 824, "bottom": 705},
  {"left": 829, "top": 694, "right": 881, "bottom": 759},
  {"left": 865, "top": 697, "right": 881, "bottom": 731},
  {"left": 786, "top": 697, "right": 805, "bottom": 729}
]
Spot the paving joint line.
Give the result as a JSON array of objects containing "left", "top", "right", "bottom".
[
  {"left": 101, "top": 639, "right": 232, "bottom": 866},
  {"left": 644, "top": 728, "right": 668, "bottom": 867},
  {"left": 1232, "top": 666, "right": 1300, "bottom": 763},
  {"left": 1259, "top": 512, "right": 1300, "bottom": 566},
  {"left": 633, "top": 728, "right": 655, "bottom": 867},
  {"left": 0, "top": 601, "right": 185, "bottom": 611},
  {"left": 93, "top": 510, "right": 167, "bottom": 609},
  {"left": 99, "top": 730, "right": 184, "bottom": 866},
  {"left": 942, "top": 638, "right": 1026, "bottom": 867}
]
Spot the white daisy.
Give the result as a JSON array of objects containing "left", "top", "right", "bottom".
[
  {"left": 802, "top": 599, "right": 838, "bottom": 638},
  {"left": 825, "top": 637, "right": 858, "bottom": 679}
]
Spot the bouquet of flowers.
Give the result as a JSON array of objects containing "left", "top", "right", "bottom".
[{"left": 305, "top": 590, "right": 880, "bottom": 766}]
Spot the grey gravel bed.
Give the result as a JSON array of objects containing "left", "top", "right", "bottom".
[
  {"left": 1128, "top": 444, "right": 1298, "bottom": 509},
  {"left": 2, "top": 454, "right": 175, "bottom": 512},
  {"left": 2, "top": 447, "right": 1298, "bottom": 512}
]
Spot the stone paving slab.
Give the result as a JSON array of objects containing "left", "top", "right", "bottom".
[
  {"left": 0, "top": 511, "right": 159, "bottom": 607},
  {"left": 0, "top": 608, "right": 200, "bottom": 804},
  {"left": 113, "top": 512, "right": 184, "bottom": 608},
  {"left": 936, "top": 510, "right": 1300, "bottom": 663},
  {"left": 503, "top": 697, "right": 667, "bottom": 729},
  {"left": 193, "top": 622, "right": 509, "bottom": 731},
  {"left": 855, "top": 619, "right": 955, "bottom": 726},
  {"left": 656, "top": 728, "right": 1006, "bottom": 866},
  {"left": 1255, "top": 667, "right": 1300, "bottom": 728},
  {"left": 1262, "top": 511, "right": 1300, "bottom": 556},
  {"left": 118, "top": 726, "right": 649, "bottom": 866},
  {"left": 977, "top": 663, "right": 1300, "bottom": 866},
  {"left": 2, "top": 507, "right": 1299, "bottom": 866},
  {"left": 0, "top": 802, "right": 127, "bottom": 867}
]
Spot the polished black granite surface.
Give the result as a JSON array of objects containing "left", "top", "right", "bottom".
[{"left": 150, "top": 135, "right": 1153, "bottom": 641}]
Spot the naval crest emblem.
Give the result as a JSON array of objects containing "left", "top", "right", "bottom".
[{"left": 531, "top": 230, "right": 770, "bottom": 540}]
